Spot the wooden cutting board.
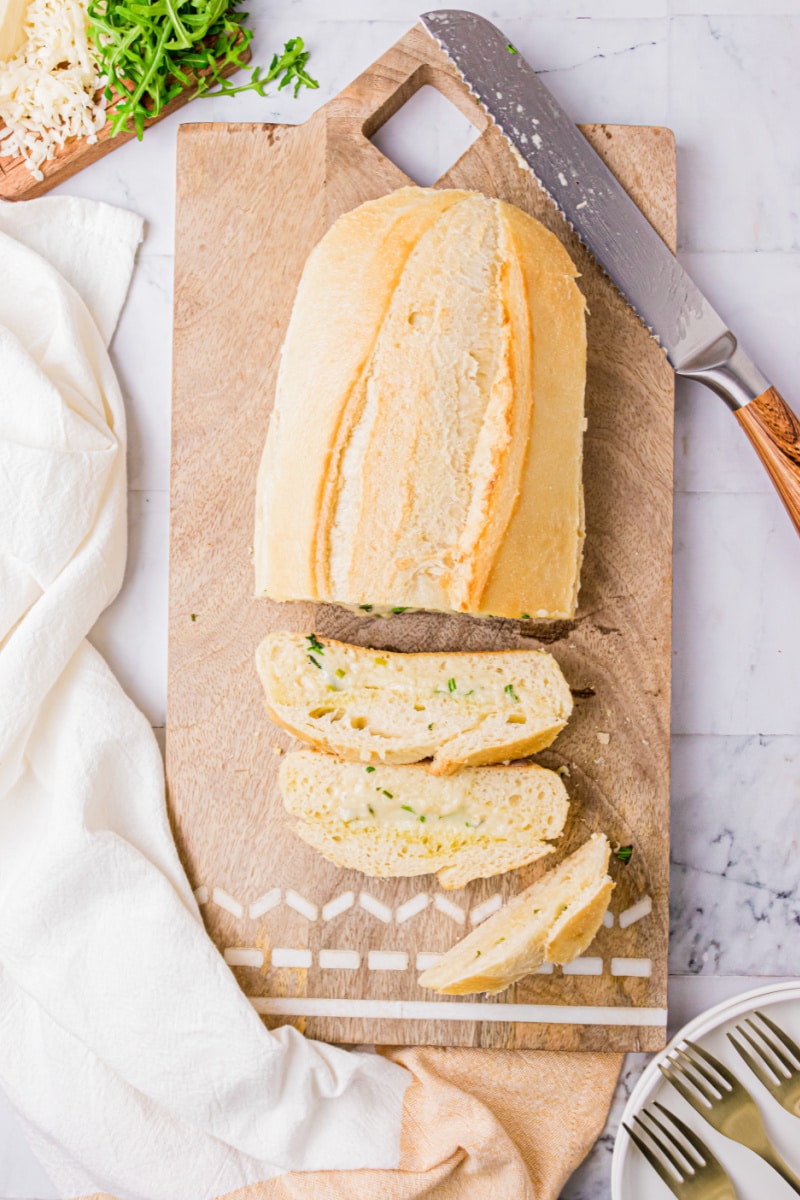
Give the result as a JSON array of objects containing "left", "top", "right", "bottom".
[{"left": 168, "top": 24, "right": 675, "bottom": 1052}]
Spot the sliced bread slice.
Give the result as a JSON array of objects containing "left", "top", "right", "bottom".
[
  {"left": 417, "top": 833, "right": 613, "bottom": 993},
  {"left": 277, "top": 749, "right": 569, "bottom": 890},
  {"left": 257, "top": 633, "right": 572, "bottom": 776}
]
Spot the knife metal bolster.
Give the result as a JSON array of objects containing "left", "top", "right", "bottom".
[{"left": 676, "top": 337, "right": 771, "bottom": 412}]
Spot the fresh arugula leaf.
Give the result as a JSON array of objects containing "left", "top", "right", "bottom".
[{"left": 88, "top": 1, "right": 318, "bottom": 140}]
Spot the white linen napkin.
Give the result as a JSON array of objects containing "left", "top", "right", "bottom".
[{"left": 0, "top": 196, "right": 410, "bottom": 1200}]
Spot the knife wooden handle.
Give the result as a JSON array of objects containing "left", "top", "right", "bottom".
[{"left": 736, "top": 386, "right": 800, "bottom": 536}]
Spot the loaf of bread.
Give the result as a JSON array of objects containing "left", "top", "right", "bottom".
[
  {"left": 418, "top": 833, "right": 612, "bottom": 993},
  {"left": 256, "top": 632, "right": 573, "bottom": 776},
  {"left": 255, "top": 185, "right": 587, "bottom": 620},
  {"left": 277, "top": 750, "right": 569, "bottom": 889}
]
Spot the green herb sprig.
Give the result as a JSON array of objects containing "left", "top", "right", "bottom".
[{"left": 88, "top": 0, "right": 318, "bottom": 140}]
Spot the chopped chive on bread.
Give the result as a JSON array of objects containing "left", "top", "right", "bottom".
[
  {"left": 418, "top": 834, "right": 613, "bottom": 993},
  {"left": 256, "top": 633, "right": 572, "bottom": 776},
  {"left": 277, "top": 750, "right": 569, "bottom": 890}
]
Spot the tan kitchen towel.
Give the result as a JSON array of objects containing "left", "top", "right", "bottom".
[
  {"left": 77, "top": 1046, "right": 620, "bottom": 1200},
  {"left": 215, "top": 1046, "right": 622, "bottom": 1200}
]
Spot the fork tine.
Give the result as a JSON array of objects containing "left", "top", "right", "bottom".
[
  {"left": 652, "top": 1102, "right": 713, "bottom": 1167},
  {"left": 684, "top": 1039, "right": 738, "bottom": 1089},
  {"left": 742, "top": 1019, "right": 792, "bottom": 1078},
  {"left": 753, "top": 1010, "right": 800, "bottom": 1069},
  {"left": 624, "top": 1121, "right": 683, "bottom": 1193},
  {"left": 636, "top": 1110, "right": 693, "bottom": 1176},
  {"left": 672, "top": 1044, "right": 723, "bottom": 1097},
  {"left": 745, "top": 1021, "right": 793, "bottom": 1076},
  {"left": 727, "top": 1029, "right": 780, "bottom": 1091},
  {"left": 660, "top": 1058, "right": 713, "bottom": 1110}
]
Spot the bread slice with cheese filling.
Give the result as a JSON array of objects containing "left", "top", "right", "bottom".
[
  {"left": 418, "top": 833, "right": 613, "bottom": 992},
  {"left": 277, "top": 750, "right": 569, "bottom": 890},
  {"left": 257, "top": 633, "right": 572, "bottom": 776}
]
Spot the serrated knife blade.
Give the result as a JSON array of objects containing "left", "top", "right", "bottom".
[{"left": 420, "top": 8, "right": 800, "bottom": 535}]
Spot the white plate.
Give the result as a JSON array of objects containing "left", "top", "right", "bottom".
[{"left": 612, "top": 980, "right": 800, "bottom": 1199}]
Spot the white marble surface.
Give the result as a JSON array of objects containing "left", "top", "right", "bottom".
[{"left": 4, "top": 0, "right": 800, "bottom": 1195}]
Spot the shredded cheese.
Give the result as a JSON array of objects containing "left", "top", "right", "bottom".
[{"left": 0, "top": 0, "right": 106, "bottom": 180}]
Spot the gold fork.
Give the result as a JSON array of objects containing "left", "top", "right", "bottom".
[
  {"left": 660, "top": 1039, "right": 800, "bottom": 1195},
  {"left": 728, "top": 1009, "right": 800, "bottom": 1119},
  {"left": 624, "top": 1101, "right": 737, "bottom": 1199}
]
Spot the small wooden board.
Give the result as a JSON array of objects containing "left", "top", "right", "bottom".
[
  {"left": 168, "top": 24, "right": 675, "bottom": 1052},
  {"left": 0, "top": 51, "right": 245, "bottom": 201}
]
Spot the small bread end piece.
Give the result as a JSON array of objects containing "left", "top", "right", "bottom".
[{"left": 418, "top": 833, "right": 612, "bottom": 995}]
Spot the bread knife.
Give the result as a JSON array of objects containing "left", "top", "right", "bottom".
[{"left": 420, "top": 9, "right": 800, "bottom": 536}]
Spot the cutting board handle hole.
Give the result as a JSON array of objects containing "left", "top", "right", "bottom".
[{"left": 368, "top": 74, "right": 481, "bottom": 188}]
